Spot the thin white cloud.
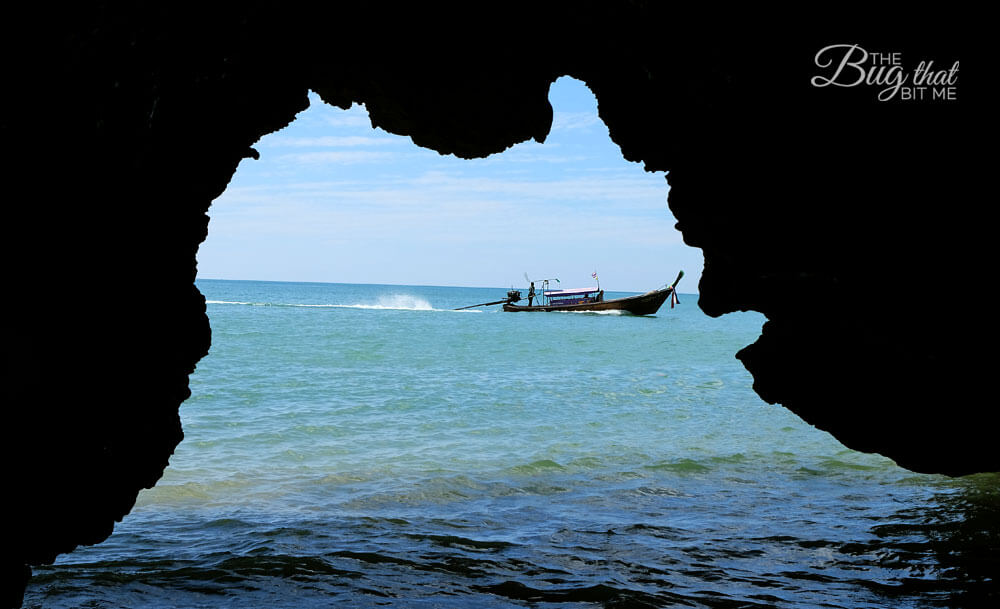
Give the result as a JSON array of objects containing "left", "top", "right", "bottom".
[
  {"left": 217, "top": 170, "right": 667, "bottom": 213},
  {"left": 267, "top": 135, "right": 399, "bottom": 148},
  {"left": 482, "top": 150, "right": 590, "bottom": 164},
  {"left": 208, "top": 192, "right": 680, "bottom": 248},
  {"left": 407, "top": 171, "right": 666, "bottom": 206},
  {"left": 320, "top": 107, "right": 373, "bottom": 128},
  {"left": 552, "top": 111, "right": 604, "bottom": 132},
  {"left": 275, "top": 151, "right": 396, "bottom": 165},
  {"left": 211, "top": 171, "right": 675, "bottom": 250}
]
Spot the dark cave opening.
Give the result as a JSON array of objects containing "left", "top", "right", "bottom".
[{"left": 3, "top": 6, "right": 987, "bottom": 606}]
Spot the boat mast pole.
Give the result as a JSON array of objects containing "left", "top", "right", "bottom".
[{"left": 538, "top": 278, "right": 559, "bottom": 307}]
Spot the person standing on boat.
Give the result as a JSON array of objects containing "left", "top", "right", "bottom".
[{"left": 528, "top": 282, "right": 536, "bottom": 307}]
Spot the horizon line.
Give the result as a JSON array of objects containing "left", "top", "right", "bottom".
[{"left": 195, "top": 276, "right": 699, "bottom": 295}]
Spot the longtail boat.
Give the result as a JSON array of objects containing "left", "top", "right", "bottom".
[{"left": 455, "top": 271, "right": 683, "bottom": 315}]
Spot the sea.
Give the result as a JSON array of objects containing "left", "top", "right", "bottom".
[{"left": 23, "top": 280, "right": 999, "bottom": 608}]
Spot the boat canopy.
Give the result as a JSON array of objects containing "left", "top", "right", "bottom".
[{"left": 543, "top": 287, "right": 600, "bottom": 298}]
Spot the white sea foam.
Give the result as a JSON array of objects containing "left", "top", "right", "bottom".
[
  {"left": 206, "top": 294, "right": 459, "bottom": 312},
  {"left": 352, "top": 294, "right": 435, "bottom": 311},
  {"left": 206, "top": 300, "right": 258, "bottom": 305}
]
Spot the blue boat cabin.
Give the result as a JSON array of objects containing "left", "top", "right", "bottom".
[{"left": 543, "top": 287, "right": 603, "bottom": 306}]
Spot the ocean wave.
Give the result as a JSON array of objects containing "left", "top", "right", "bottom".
[
  {"left": 28, "top": 495, "right": 1000, "bottom": 609},
  {"left": 206, "top": 299, "right": 259, "bottom": 305},
  {"left": 206, "top": 295, "right": 477, "bottom": 312}
]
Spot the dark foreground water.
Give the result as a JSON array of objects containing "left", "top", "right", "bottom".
[{"left": 24, "top": 281, "right": 999, "bottom": 608}]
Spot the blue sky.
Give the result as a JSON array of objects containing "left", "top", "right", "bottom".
[{"left": 198, "top": 77, "right": 702, "bottom": 293}]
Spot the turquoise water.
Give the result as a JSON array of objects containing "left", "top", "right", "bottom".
[{"left": 25, "top": 280, "right": 998, "bottom": 608}]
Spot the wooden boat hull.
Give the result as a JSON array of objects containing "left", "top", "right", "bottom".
[{"left": 503, "top": 287, "right": 674, "bottom": 315}]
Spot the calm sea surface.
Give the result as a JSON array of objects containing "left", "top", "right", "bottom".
[{"left": 25, "top": 280, "right": 998, "bottom": 608}]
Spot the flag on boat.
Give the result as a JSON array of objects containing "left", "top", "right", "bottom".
[{"left": 592, "top": 271, "right": 598, "bottom": 279}]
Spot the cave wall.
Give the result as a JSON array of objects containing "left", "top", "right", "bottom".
[{"left": 1, "top": 3, "right": 983, "bottom": 605}]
